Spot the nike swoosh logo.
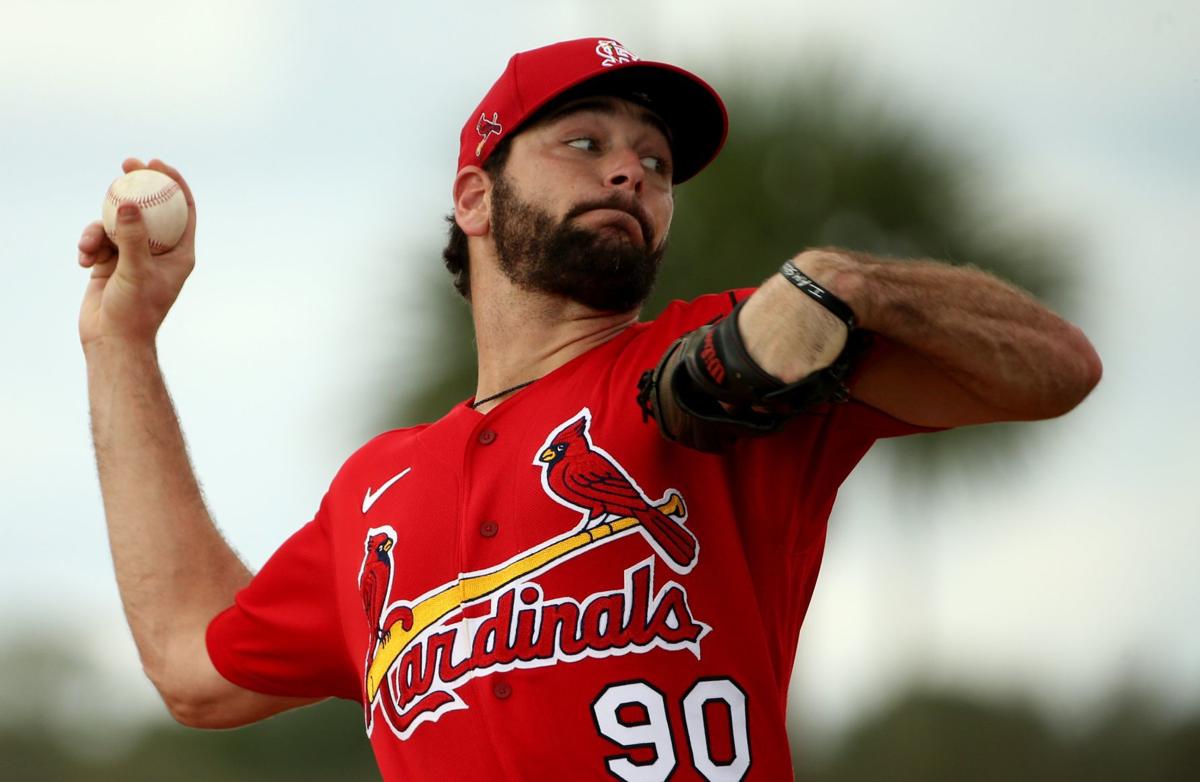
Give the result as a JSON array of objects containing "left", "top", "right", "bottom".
[{"left": 361, "top": 467, "right": 412, "bottom": 514}]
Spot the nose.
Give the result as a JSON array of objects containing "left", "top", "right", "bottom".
[{"left": 604, "top": 148, "right": 644, "bottom": 194}]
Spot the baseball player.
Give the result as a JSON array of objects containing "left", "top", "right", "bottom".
[{"left": 77, "top": 37, "right": 1100, "bottom": 780}]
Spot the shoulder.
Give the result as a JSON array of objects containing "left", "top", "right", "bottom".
[
  {"left": 350, "top": 421, "right": 434, "bottom": 462},
  {"left": 619, "top": 289, "right": 755, "bottom": 364},
  {"left": 645, "top": 289, "right": 754, "bottom": 334},
  {"left": 326, "top": 419, "right": 440, "bottom": 500}
]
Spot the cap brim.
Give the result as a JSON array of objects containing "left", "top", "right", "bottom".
[{"left": 519, "top": 63, "right": 728, "bottom": 184}]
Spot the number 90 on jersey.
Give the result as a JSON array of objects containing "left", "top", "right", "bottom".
[{"left": 591, "top": 677, "right": 751, "bottom": 781}]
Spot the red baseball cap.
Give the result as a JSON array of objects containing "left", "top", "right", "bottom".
[{"left": 458, "top": 37, "right": 728, "bottom": 184}]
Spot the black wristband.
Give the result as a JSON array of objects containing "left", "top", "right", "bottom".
[{"left": 779, "top": 261, "right": 857, "bottom": 330}]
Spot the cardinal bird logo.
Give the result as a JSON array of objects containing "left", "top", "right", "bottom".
[
  {"left": 357, "top": 416, "right": 707, "bottom": 740},
  {"left": 358, "top": 527, "right": 414, "bottom": 670},
  {"left": 475, "top": 111, "right": 503, "bottom": 157},
  {"left": 535, "top": 408, "right": 698, "bottom": 574}
]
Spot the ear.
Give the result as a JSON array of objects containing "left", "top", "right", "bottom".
[{"left": 453, "top": 166, "right": 491, "bottom": 237}]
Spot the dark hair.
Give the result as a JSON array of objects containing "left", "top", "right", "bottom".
[{"left": 442, "top": 137, "right": 514, "bottom": 299}]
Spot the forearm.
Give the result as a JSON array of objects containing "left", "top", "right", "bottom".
[
  {"left": 844, "top": 254, "right": 1098, "bottom": 414},
  {"left": 86, "top": 338, "right": 250, "bottom": 685},
  {"left": 740, "top": 249, "right": 1102, "bottom": 424}
]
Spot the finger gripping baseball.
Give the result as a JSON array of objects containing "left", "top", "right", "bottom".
[
  {"left": 637, "top": 300, "right": 866, "bottom": 452},
  {"left": 102, "top": 170, "right": 187, "bottom": 254}
]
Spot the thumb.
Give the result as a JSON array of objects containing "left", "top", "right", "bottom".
[{"left": 113, "top": 202, "right": 152, "bottom": 270}]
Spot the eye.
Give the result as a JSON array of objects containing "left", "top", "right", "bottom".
[
  {"left": 567, "top": 137, "right": 599, "bottom": 152},
  {"left": 640, "top": 155, "right": 668, "bottom": 174}
]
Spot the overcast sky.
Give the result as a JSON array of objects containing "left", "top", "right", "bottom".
[{"left": 1, "top": 0, "right": 1196, "bottom": 735}]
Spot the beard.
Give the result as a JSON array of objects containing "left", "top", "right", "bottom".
[{"left": 489, "top": 174, "right": 667, "bottom": 312}]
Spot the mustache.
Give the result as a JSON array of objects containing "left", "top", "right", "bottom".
[{"left": 564, "top": 195, "right": 655, "bottom": 248}]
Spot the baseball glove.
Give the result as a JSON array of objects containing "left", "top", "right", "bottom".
[{"left": 636, "top": 262, "right": 866, "bottom": 452}]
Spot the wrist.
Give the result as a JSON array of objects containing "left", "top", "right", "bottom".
[
  {"left": 83, "top": 335, "right": 159, "bottom": 364},
  {"left": 738, "top": 273, "right": 849, "bottom": 383},
  {"left": 790, "top": 248, "right": 876, "bottom": 329}
]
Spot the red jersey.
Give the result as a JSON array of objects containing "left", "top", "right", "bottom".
[{"left": 207, "top": 291, "right": 929, "bottom": 780}]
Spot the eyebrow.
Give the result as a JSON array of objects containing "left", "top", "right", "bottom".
[{"left": 539, "top": 97, "right": 674, "bottom": 149}]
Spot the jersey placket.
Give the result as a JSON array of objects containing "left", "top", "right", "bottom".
[{"left": 455, "top": 410, "right": 525, "bottom": 778}]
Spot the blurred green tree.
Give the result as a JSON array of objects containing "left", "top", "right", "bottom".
[
  {"left": 799, "top": 688, "right": 1067, "bottom": 782},
  {"left": 89, "top": 700, "right": 378, "bottom": 782},
  {"left": 792, "top": 684, "right": 1200, "bottom": 782},
  {"left": 0, "top": 636, "right": 378, "bottom": 782}
]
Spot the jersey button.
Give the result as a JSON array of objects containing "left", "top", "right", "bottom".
[
  {"left": 492, "top": 681, "right": 512, "bottom": 700},
  {"left": 479, "top": 520, "right": 499, "bottom": 538},
  {"left": 477, "top": 429, "right": 497, "bottom": 445}
]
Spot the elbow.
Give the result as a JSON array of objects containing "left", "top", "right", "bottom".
[
  {"left": 143, "top": 664, "right": 219, "bottom": 729},
  {"left": 143, "top": 650, "right": 308, "bottom": 730},
  {"left": 156, "top": 680, "right": 261, "bottom": 729},
  {"left": 134, "top": 617, "right": 288, "bottom": 730},
  {"left": 1066, "top": 328, "right": 1103, "bottom": 408},
  {"left": 1042, "top": 328, "right": 1103, "bottom": 418},
  {"left": 142, "top": 653, "right": 251, "bottom": 730},
  {"left": 161, "top": 690, "right": 223, "bottom": 729},
  {"left": 1081, "top": 339, "right": 1104, "bottom": 394}
]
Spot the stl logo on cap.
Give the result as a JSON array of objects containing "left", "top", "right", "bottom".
[
  {"left": 474, "top": 111, "right": 503, "bottom": 157},
  {"left": 595, "top": 39, "right": 639, "bottom": 67}
]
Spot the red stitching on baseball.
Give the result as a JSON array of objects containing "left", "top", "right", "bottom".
[
  {"left": 103, "top": 226, "right": 175, "bottom": 252},
  {"left": 105, "top": 181, "right": 181, "bottom": 209}
]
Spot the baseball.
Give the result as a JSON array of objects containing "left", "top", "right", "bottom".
[{"left": 101, "top": 169, "right": 188, "bottom": 254}]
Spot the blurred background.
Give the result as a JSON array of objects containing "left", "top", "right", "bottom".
[{"left": 2, "top": 0, "right": 1197, "bottom": 779}]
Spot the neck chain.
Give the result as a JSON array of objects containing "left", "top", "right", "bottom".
[{"left": 470, "top": 378, "right": 540, "bottom": 409}]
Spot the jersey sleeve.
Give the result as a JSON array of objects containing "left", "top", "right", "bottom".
[{"left": 206, "top": 495, "right": 361, "bottom": 702}]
